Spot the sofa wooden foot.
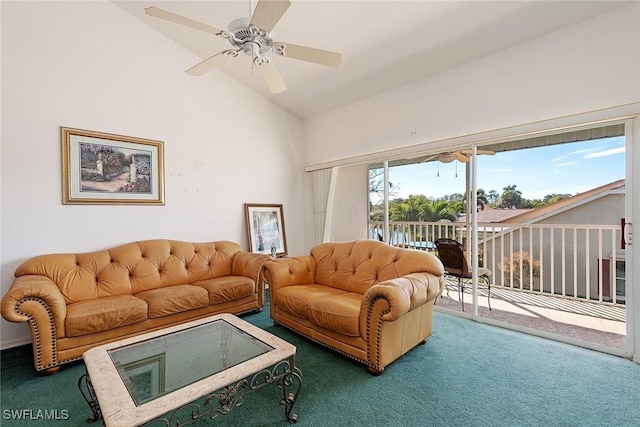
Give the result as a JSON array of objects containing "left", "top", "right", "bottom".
[
  {"left": 367, "top": 366, "right": 384, "bottom": 376},
  {"left": 39, "top": 366, "right": 61, "bottom": 375}
]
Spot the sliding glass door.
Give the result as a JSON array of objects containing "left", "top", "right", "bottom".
[
  {"left": 471, "top": 124, "right": 630, "bottom": 356},
  {"left": 368, "top": 119, "right": 636, "bottom": 358}
]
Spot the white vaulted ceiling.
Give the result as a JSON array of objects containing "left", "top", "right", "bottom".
[{"left": 114, "top": 1, "right": 632, "bottom": 119}]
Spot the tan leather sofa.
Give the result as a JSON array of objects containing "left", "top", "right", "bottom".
[
  {"left": 263, "top": 240, "right": 445, "bottom": 375},
  {"left": 1, "top": 239, "right": 270, "bottom": 374}
]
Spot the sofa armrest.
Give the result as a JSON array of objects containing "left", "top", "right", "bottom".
[
  {"left": 232, "top": 252, "right": 271, "bottom": 282},
  {"left": 262, "top": 256, "right": 316, "bottom": 290},
  {"left": 231, "top": 252, "right": 271, "bottom": 306},
  {"left": 1, "top": 275, "right": 67, "bottom": 338},
  {"left": 2, "top": 275, "right": 69, "bottom": 371},
  {"left": 360, "top": 272, "right": 444, "bottom": 326}
]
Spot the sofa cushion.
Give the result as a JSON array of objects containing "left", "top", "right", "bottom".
[
  {"left": 307, "top": 292, "right": 362, "bottom": 337},
  {"left": 276, "top": 284, "right": 347, "bottom": 320},
  {"left": 66, "top": 295, "right": 148, "bottom": 337},
  {"left": 136, "top": 285, "right": 208, "bottom": 318},
  {"left": 193, "top": 276, "right": 255, "bottom": 304}
]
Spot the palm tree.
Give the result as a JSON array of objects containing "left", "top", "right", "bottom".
[
  {"left": 477, "top": 188, "right": 489, "bottom": 211},
  {"left": 501, "top": 185, "right": 523, "bottom": 209},
  {"left": 488, "top": 189, "right": 499, "bottom": 205}
]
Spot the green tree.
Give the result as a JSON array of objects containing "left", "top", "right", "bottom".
[
  {"left": 476, "top": 188, "right": 489, "bottom": 211},
  {"left": 487, "top": 190, "right": 499, "bottom": 205},
  {"left": 386, "top": 195, "right": 462, "bottom": 223},
  {"left": 545, "top": 193, "right": 572, "bottom": 204},
  {"left": 500, "top": 185, "right": 523, "bottom": 209}
]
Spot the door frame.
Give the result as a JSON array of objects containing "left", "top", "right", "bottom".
[
  {"left": 624, "top": 116, "right": 638, "bottom": 361},
  {"left": 464, "top": 117, "right": 637, "bottom": 361}
]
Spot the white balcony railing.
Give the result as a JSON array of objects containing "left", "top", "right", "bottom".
[{"left": 369, "top": 221, "right": 626, "bottom": 306}]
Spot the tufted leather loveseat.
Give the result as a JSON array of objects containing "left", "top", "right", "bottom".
[
  {"left": 263, "top": 240, "right": 445, "bottom": 375},
  {"left": 1, "top": 239, "right": 270, "bottom": 374}
]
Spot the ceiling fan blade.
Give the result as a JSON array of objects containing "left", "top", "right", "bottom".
[
  {"left": 420, "top": 154, "right": 439, "bottom": 163},
  {"left": 477, "top": 149, "right": 496, "bottom": 156},
  {"left": 145, "top": 6, "right": 224, "bottom": 36},
  {"left": 459, "top": 148, "right": 496, "bottom": 156},
  {"left": 275, "top": 43, "right": 342, "bottom": 68},
  {"left": 257, "top": 60, "right": 287, "bottom": 93},
  {"left": 250, "top": 0, "right": 291, "bottom": 33},
  {"left": 185, "top": 50, "right": 236, "bottom": 76},
  {"left": 455, "top": 152, "right": 470, "bottom": 163}
]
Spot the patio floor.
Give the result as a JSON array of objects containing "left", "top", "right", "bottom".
[{"left": 434, "top": 279, "right": 627, "bottom": 351}]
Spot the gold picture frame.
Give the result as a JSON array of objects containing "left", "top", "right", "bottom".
[
  {"left": 245, "top": 203, "right": 288, "bottom": 256},
  {"left": 61, "top": 127, "right": 165, "bottom": 205}
]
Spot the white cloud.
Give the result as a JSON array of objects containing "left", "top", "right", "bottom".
[{"left": 583, "top": 146, "right": 625, "bottom": 159}]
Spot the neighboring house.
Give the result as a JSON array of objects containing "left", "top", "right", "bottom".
[
  {"left": 479, "top": 180, "right": 625, "bottom": 302},
  {"left": 458, "top": 207, "right": 533, "bottom": 224},
  {"left": 501, "top": 179, "right": 625, "bottom": 226}
]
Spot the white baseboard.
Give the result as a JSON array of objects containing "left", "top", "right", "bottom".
[{"left": 0, "top": 337, "right": 32, "bottom": 351}]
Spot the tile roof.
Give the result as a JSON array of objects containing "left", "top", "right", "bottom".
[
  {"left": 456, "top": 179, "right": 625, "bottom": 224},
  {"left": 457, "top": 208, "right": 532, "bottom": 224},
  {"left": 501, "top": 179, "right": 625, "bottom": 223}
]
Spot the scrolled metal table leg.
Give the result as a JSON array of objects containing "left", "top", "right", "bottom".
[
  {"left": 279, "top": 366, "right": 303, "bottom": 423},
  {"left": 78, "top": 372, "right": 102, "bottom": 424}
]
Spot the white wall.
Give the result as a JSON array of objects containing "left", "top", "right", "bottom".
[
  {"left": 539, "top": 193, "right": 625, "bottom": 226},
  {"left": 0, "top": 1, "right": 306, "bottom": 348},
  {"left": 304, "top": 3, "right": 640, "bottom": 168}
]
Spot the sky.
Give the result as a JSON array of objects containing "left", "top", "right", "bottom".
[{"left": 384, "top": 136, "right": 626, "bottom": 201}]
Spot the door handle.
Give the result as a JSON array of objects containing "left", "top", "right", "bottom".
[{"left": 622, "top": 219, "right": 632, "bottom": 248}]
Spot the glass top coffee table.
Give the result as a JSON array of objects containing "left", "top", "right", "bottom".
[{"left": 79, "top": 313, "right": 302, "bottom": 426}]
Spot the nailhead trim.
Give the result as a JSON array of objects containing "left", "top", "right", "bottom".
[
  {"left": 365, "top": 296, "right": 389, "bottom": 371},
  {"left": 14, "top": 300, "right": 262, "bottom": 371},
  {"left": 276, "top": 318, "right": 378, "bottom": 370},
  {"left": 16, "top": 297, "right": 58, "bottom": 371}
]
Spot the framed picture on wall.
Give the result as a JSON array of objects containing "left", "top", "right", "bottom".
[
  {"left": 245, "top": 203, "right": 288, "bottom": 256},
  {"left": 61, "top": 127, "right": 165, "bottom": 205}
]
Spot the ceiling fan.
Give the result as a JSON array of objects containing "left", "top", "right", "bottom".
[
  {"left": 144, "top": 0, "right": 342, "bottom": 94},
  {"left": 422, "top": 149, "right": 496, "bottom": 164}
]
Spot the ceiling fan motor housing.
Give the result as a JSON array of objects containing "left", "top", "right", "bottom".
[{"left": 227, "top": 17, "right": 273, "bottom": 55}]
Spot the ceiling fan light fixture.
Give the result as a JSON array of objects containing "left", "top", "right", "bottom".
[
  {"left": 438, "top": 153, "right": 457, "bottom": 163},
  {"left": 244, "top": 41, "right": 260, "bottom": 57}
]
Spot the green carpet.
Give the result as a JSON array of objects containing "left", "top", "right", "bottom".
[{"left": 2, "top": 304, "right": 640, "bottom": 426}]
